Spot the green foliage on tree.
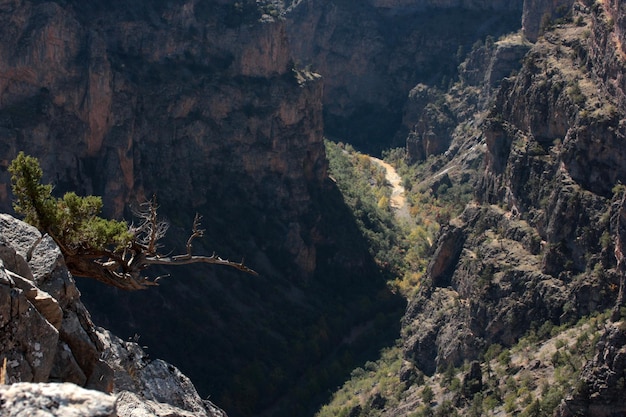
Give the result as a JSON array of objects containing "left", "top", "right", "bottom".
[{"left": 9, "top": 152, "right": 132, "bottom": 255}]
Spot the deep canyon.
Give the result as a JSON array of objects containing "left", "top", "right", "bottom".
[{"left": 1, "top": 0, "right": 626, "bottom": 416}]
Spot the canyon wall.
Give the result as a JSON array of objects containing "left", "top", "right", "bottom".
[
  {"left": 400, "top": 1, "right": 626, "bottom": 412},
  {"left": 0, "top": 1, "right": 398, "bottom": 416},
  {"left": 0, "top": 1, "right": 326, "bottom": 280},
  {"left": 285, "top": 0, "right": 524, "bottom": 152}
]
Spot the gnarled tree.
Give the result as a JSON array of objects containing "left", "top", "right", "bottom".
[{"left": 9, "top": 152, "right": 256, "bottom": 290}]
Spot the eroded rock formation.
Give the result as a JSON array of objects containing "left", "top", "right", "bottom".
[
  {"left": 522, "top": 0, "right": 576, "bottom": 42},
  {"left": 400, "top": 1, "right": 626, "bottom": 411},
  {"left": 0, "top": 213, "right": 225, "bottom": 416}
]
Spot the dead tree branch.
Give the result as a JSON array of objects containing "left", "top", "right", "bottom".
[{"left": 64, "top": 199, "right": 257, "bottom": 290}]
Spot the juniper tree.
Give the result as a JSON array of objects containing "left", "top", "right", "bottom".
[{"left": 9, "top": 152, "right": 255, "bottom": 290}]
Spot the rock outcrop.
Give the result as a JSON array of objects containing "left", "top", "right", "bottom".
[
  {"left": 402, "top": 204, "right": 584, "bottom": 373},
  {"left": 399, "top": 0, "right": 626, "bottom": 410},
  {"left": 522, "top": 0, "right": 576, "bottom": 42},
  {"left": 0, "top": 213, "right": 225, "bottom": 416},
  {"left": 401, "top": 32, "right": 530, "bottom": 162},
  {"left": 556, "top": 322, "right": 626, "bottom": 417},
  {"left": 0, "top": 383, "right": 116, "bottom": 417}
]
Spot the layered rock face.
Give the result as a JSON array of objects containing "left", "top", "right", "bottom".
[
  {"left": 401, "top": 0, "right": 626, "bottom": 394},
  {"left": 403, "top": 34, "right": 531, "bottom": 162},
  {"left": 0, "top": 214, "right": 224, "bottom": 417},
  {"left": 0, "top": 0, "right": 327, "bottom": 280},
  {"left": 285, "top": 0, "right": 524, "bottom": 151}
]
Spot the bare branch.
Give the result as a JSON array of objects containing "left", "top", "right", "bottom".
[
  {"left": 146, "top": 253, "right": 258, "bottom": 276},
  {"left": 64, "top": 201, "right": 257, "bottom": 290},
  {"left": 132, "top": 196, "right": 169, "bottom": 255},
  {"left": 184, "top": 213, "right": 205, "bottom": 257}
]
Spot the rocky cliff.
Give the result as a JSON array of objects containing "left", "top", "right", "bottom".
[
  {"left": 400, "top": 0, "right": 626, "bottom": 412},
  {"left": 522, "top": 0, "right": 576, "bottom": 41},
  {"left": 0, "top": 1, "right": 400, "bottom": 416},
  {"left": 284, "top": 0, "right": 524, "bottom": 152},
  {"left": 0, "top": 0, "right": 326, "bottom": 280},
  {"left": 0, "top": 213, "right": 224, "bottom": 417},
  {"left": 316, "top": 1, "right": 626, "bottom": 415}
]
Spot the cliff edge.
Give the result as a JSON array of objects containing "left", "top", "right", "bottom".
[{"left": 0, "top": 212, "right": 226, "bottom": 416}]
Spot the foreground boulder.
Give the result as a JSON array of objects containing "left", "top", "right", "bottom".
[{"left": 0, "top": 383, "right": 116, "bottom": 417}]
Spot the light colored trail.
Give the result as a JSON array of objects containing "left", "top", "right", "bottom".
[{"left": 369, "top": 157, "right": 411, "bottom": 221}]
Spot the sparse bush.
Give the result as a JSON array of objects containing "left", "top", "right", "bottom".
[
  {"left": 422, "top": 385, "right": 434, "bottom": 404},
  {"left": 567, "top": 81, "right": 585, "bottom": 105}
]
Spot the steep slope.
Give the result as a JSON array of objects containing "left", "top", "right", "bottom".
[
  {"left": 403, "top": 0, "right": 626, "bottom": 412},
  {"left": 317, "top": 1, "right": 626, "bottom": 415},
  {"left": 0, "top": 1, "right": 402, "bottom": 416}
]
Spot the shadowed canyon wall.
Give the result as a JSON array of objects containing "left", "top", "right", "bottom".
[
  {"left": 0, "top": 1, "right": 403, "bottom": 416},
  {"left": 285, "top": 0, "right": 524, "bottom": 152}
]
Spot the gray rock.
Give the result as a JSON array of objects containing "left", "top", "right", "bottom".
[
  {"left": 0, "top": 267, "right": 59, "bottom": 383},
  {"left": 0, "top": 382, "right": 116, "bottom": 417},
  {"left": 522, "top": 0, "right": 575, "bottom": 42},
  {"left": 116, "top": 391, "right": 218, "bottom": 417},
  {"left": 96, "top": 329, "right": 225, "bottom": 416},
  {"left": 0, "top": 214, "right": 42, "bottom": 267},
  {"left": 0, "top": 214, "right": 227, "bottom": 416},
  {"left": 9, "top": 269, "right": 63, "bottom": 330}
]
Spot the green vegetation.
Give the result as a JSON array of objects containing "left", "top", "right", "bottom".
[
  {"left": 325, "top": 141, "right": 474, "bottom": 296},
  {"left": 9, "top": 152, "right": 132, "bottom": 254},
  {"left": 567, "top": 81, "right": 586, "bottom": 106},
  {"left": 325, "top": 140, "right": 409, "bottom": 278},
  {"left": 383, "top": 148, "right": 473, "bottom": 225},
  {"left": 316, "top": 345, "right": 406, "bottom": 417},
  {"left": 316, "top": 301, "right": 609, "bottom": 417}
]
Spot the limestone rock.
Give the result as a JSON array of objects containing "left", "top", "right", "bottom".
[
  {"left": 0, "top": 213, "right": 106, "bottom": 388},
  {"left": 116, "top": 391, "right": 226, "bottom": 417},
  {"left": 9, "top": 270, "right": 62, "bottom": 330},
  {"left": 0, "top": 382, "right": 116, "bottom": 417},
  {"left": 95, "top": 328, "right": 222, "bottom": 416},
  {"left": 522, "top": 0, "right": 575, "bottom": 42},
  {"left": 0, "top": 267, "right": 59, "bottom": 383},
  {"left": 0, "top": 214, "right": 40, "bottom": 279}
]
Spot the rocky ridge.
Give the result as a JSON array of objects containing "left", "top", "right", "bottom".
[
  {"left": 401, "top": 0, "right": 626, "bottom": 413},
  {"left": 318, "top": 1, "right": 626, "bottom": 415},
  {"left": 0, "top": 213, "right": 224, "bottom": 416}
]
